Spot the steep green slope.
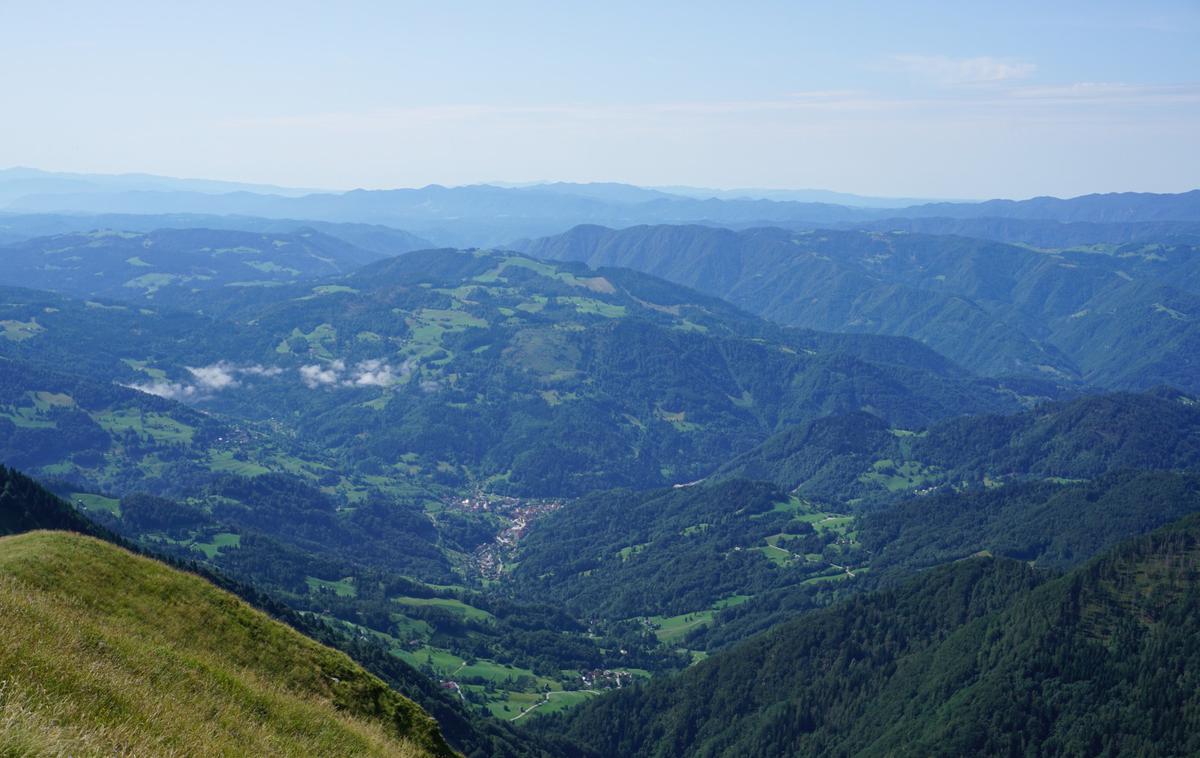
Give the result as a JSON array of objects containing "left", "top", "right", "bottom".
[
  {"left": 0, "top": 530, "right": 455, "bottom": 757},
  {"left": 1050, "top": 279, "right": 1200, "bottom": 390},
  {"left": 544, "top": 514, "right": 1200, "bottom": 756},
  {"left": 521, "top": 224, "right": 1200, "bottom": 391},
  {"left": 0, "top": 463, "right": 111, "bottom": 536},
  {"left": 0, "top": 465, "right": 575, "bottom": 758}
]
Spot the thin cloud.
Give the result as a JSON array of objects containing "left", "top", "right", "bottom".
[
  {"left": 891, "top": 55, "right": 1037, "bottom": 86},
  {"left": 126, "top": 380, "right": 196, "bottom": 401},
  {"left": 1005, "top": 82, "right": 1200, "bottom": 104}
]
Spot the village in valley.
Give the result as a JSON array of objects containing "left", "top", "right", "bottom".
[{"left": 451, "top": 492, "right": 566, "bottom": 580}]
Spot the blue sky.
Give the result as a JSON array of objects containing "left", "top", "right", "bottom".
[{"left": 2, "top": 1, "right": 1197, "bottom": 198}]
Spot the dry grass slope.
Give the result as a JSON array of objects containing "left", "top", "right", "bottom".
[{"left": 0, "top": 531, "right": 456, "bottom": 757}]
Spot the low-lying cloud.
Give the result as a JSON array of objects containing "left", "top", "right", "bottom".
[
  {"left": 127, "top": 358, "right": 414, "bottom": 399},
  {"left": 299, "top": 360, "right": 345, "bottom": 388},
  {"left": 187, "top": 363, "right": 239, "bottom": 391},
  {"left": 127, "top": 362, "right": 285, "bottom": 399},
  {"left": 126, "top": 380, "right": 198, "bottom": 401},
  {"left": 299, "top": 358, "right": 415, "bottom": 389}
]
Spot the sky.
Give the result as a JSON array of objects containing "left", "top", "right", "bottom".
[{"left": 1, "top": 0, "right": 1197, "bottom": 199}]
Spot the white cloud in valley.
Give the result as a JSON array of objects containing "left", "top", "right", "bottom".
[
  {"left": 126, "top": 380, "right": 197, "bottom": 401},
  {"left": 127, "top": 362, "right": 285, "bottom": 399},
  {"left": 299, "top": 360, "right": 346, "bottom": 388},
  {"left": 299, "top": 358, "right": 415, "bottom": 389}
]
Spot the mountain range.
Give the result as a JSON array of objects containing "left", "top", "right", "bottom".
[
  {"left": 4, "top": 168, "right": 1198, "bottom": 248},
  {"left": 3, "top": 180, "right": 1200, "bottom": 753}
]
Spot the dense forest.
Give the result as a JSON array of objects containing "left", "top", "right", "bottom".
[{"left": 541, "top": 515, "right": 1200, "bottom": 756}]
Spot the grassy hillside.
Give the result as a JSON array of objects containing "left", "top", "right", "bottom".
[
  {"left": 0, "top": 530, "right": 455, "bottom": 757},
  {"left": 0, "top": 464, "right": 570, "bottom": 758},
  {"left": 544, "top": 513, "right": 1200, "bottom": 756}
]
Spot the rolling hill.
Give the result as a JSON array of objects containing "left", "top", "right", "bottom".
[
  {"left": 520, "top": 224, "right": 1200, "bottom": 391},
  {"left": 0, "top": 241, "right": 1052, "bottom": 722},
  {"left": 0, "top": 227, "right": 387, "bottom": 306},
  {"left": 0, "top": 211, "right": 433, "bottom": 256},
  {"left": 900, "top": 189, "right": 1200, "bottom": 223},
  {"left": 850, "top": 216, "right": 1200, "bottom": 248},
  {"left": 0, "top": 247, "right": 1029, "bottom": 497}
]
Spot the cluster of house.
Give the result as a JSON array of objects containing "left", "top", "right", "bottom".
[
  {"left": 460, "top": 493, "right": 565, "bottom": 580},
  {"left": 580, "top": 669, "right": 634, "bottom": 689}
]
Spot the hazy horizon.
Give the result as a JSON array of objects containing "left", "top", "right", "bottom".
[
  {"left": 2, "top": 1, "right": 1198, "bottom": 198},
  {"left": 4, "top": 164, "right": 1199, "bottom": 205}
]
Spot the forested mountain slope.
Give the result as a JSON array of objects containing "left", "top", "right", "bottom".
[
  {"left": 716, "top": 388, "right": 1200, "bottom": 505},
  {"left": 545, "top": 514, "right": 1200, "bottom": 756},
  {"left": 508, "top": 460, "right": 1200, "bottom": 661},
  {"left": 520, "top": 224, "right": 1200, "bottom": 390},
  {"left": 849, "top": 216, "right": 1200, "bottom": 248}
]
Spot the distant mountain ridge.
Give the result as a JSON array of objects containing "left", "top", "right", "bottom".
[
  {"left": 904, "top": 190, "right": 1200, "bottom": 223},
  {"left": 0, "top": 166, "right": 325, "bottom": 203},
  {"left": 5, "top": 170, "right": 1197, "bottom": 247}
]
